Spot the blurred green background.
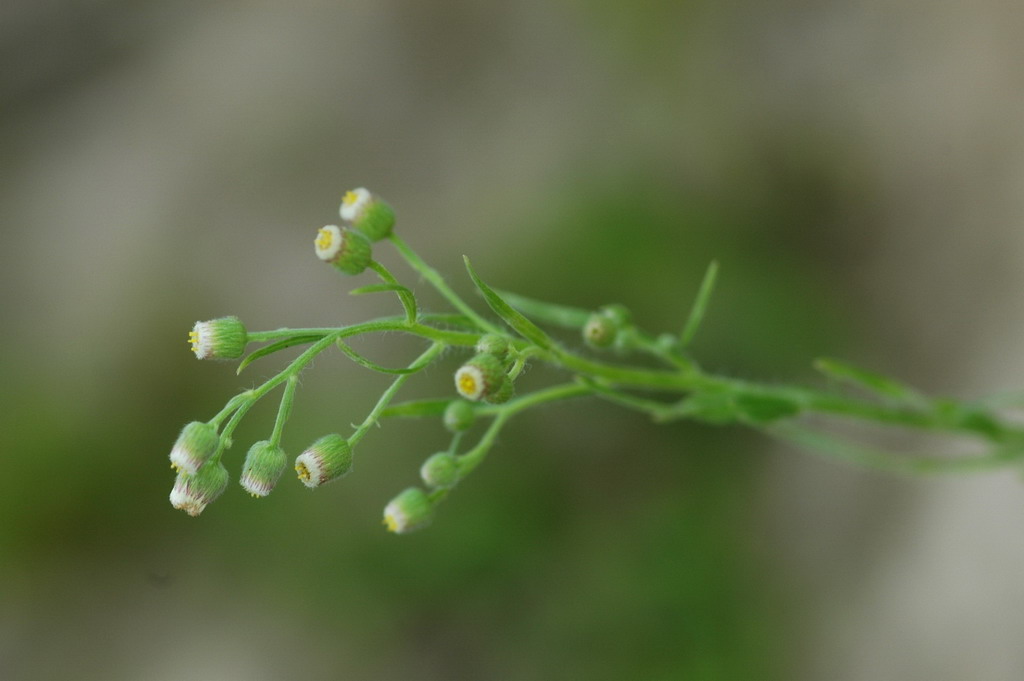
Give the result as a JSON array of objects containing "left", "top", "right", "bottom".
[{"left": 4, "top": 1, "right": 1024, "bottom": 679}]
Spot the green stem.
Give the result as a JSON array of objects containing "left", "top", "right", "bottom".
[
  {"left": 388, "top": 233, "right": 502, "bottom": 335},
  {"left": 270, "top": 375, "right": 299, "bottom": 446},
  {"left": 368, "top": 260, "right": 418, "bottom": 323},
  {"left": 211, "top": 332, "right": 344, "bottom": 460},
  {"left": 458, "top": 383, "right": 591, "bottom": 476},
  {"left": 349, "top": 342, "right": 447, "bottom": 447}
]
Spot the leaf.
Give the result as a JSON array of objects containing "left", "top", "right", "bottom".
[
  {"left": 380, "top": 398, "right": 453, "bottom": 419},
  {"left": 463, "top": 256, "right": 554, "bottom": 350},
  {"left": 335, "top": 339, "right": 423, "bottom": 375},
  {"left": 237, "top": 335, "right": 325, "bottom": 374},
  {"left": 814, "top": 357, "right": 928, "bottom": 406},
  {"left": 495, "top": 289, "right": 591, "bottom": 328},
  {"left": 679, "top": 260, "right": 719, "bottom": 349},
  {"left": 734, "top": 392, "right": 801, "bottom": 423}
]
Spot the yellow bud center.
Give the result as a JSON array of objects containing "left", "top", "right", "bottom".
[
  {"left": 458, "top": 372, "right": 478, "bottom": 397},
  {"left": 188, "top": 330, "right": 200, "bottom": 352},
  {"left": 342, "top": 190, "right": 358, "bottom": 206},
  {"left": 315, "top": 227, "right": 335, "bottom": 252},
  {"left": 295, "top": 462, "right": 311, "bottom": 482},
  {"left": 384, "top": 513, "right": 399, "bottom": 533}
]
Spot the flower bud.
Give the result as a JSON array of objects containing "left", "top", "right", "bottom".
[
  {"left": 454, "top": 353, "right": 506, "bottom": 402},
  {"left": 443, "top": 400, "right": 476, "bottom": 432},
  {"left": 169, "top": 421, "right": 220, "bottom": 475},
  {"left": 420, "top": 452, "right": 460, "bottom": 489},
  {"left": 475, "top": 334, "right": 509, "bottom": 358},
  {"left": 383, "top": 487, "right": 433, "bottom": 534},
  {"left": 239, "top": 440, "right": 287, "bottom": 497},
  {"left": 599, "top": 304, "right": 632, "bottom": 328},
  {"left": 583, "top": 313, "right": 617, "bottom": 349},
  {"left": 340, "top": 187, "right": 395, "bottom": 242},
  {"left": 295, "top": 434, "right": 353, "bottom": 488},
  {"left": 485, "top": 376, "right": 514, "bottom": 405},
  {"left": 315, "top": 224, "right": 372, "bottom": 275},
  {"left": 169, "top": 460, "right": 229, "bottom": 517},
  {"left": 189, "top": 316, "right": 248, "bottom": 360}
]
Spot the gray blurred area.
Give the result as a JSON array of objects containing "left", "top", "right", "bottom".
[{"left": 3, "top": 1, "right": 1024, "bottom": 679}]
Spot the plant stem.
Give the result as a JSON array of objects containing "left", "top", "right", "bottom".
[
  {"left": 388, "top": 233, "right": 503, "bottom": 335},
  {"left": 349, "top": 342, "right": 447, "bottom": 447}
]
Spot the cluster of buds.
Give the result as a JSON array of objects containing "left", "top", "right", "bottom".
[
  {"left": 454, "top": 334, "right": 515, "bottom": 404},
  {"left": 315, "top": 188, "right": 395, "bottom": 276},
  {"left": 168, "top": 422, "right": 228, "bottom": 516},
  {"left": 582, "top": 304, "right": 632, "bottom": 350}
]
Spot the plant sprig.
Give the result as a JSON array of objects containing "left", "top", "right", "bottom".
[{"left": 167, "top": 186, "right": 1024, "bottom": 530}]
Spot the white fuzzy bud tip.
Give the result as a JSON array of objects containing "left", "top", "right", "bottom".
[
  {"left": 455, "top": 365, "right": 486, "bottom": 401},
  {"left": 340, "top": 187, "right": 372, "bottom": 221},
  {"left": 189, "top": 322, "right": 215, "bottom": 359},
  {"left": 315, "top": 225, "right": 343, "bottom": 262},
  {"left": 294, "top": 451, "right": 325, "bottom": 488}
]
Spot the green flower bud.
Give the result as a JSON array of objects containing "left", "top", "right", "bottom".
[
  {"left": 169, "top": 421, "right": 220, "bottom": 475},
  {"left": 599, "top": 304, "right": 632, "bottom": 328},
  {"left": 340, "top": 187, "right": 395, "bottom": 242},
  {"left": 454, "top": 353, "right": 507, "bottom": 402},
  {"left": 295, "top": 434, "right": 353, "bottom": 488},
  {"left": 485, "top": 376, "right": 515, "bottom": 405},
  {"left": 239, "top": 440, "right": 287, "bottom": 497},
  {"left": 383, "top": 487, "right": 433, "bottom": 534},
  {"left": 189, "top": 316, "right": 248, "bottom": 360},
  {"left": 475, "top": 334, "right": 509, "bottom": 358},
  {"left": 443, "top": 400, "right": 476, "bottom": 432},
  {"left": 583, "top": 312, "right": 617, "bottom": 349},
  {"left": 420, "top": 452, "right": 460, "bottom": 489},
  {"left": 315, "top": 225, "right": 372, "bottom": 275},
  {"left": 169, "top": 460, "right": 229, "bottom": 517}
]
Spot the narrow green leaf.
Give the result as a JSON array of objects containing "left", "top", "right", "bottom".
[
  {"left": 679, "top": 260, "right": 719, "bottom": 349},
  {"left": 814, "top": 357, "right": 928, "bottom": 406},
  {"left": 237, "top": 335, "right": 325, "bottom": 374},
  {"left": 734, "top": 392, "right": 801, "bottom": 423},
  {"left": 335, "top": 339, "right": 424, "bottom": 375},
  {"left": 380, "top": 398, "right": 453, "bottom": 419},
  {"left": 463, "top": 256, "right": 554, "bottom": 349},
  {"left": 495, "top": 289, "right": 591, "bottom": 328}
]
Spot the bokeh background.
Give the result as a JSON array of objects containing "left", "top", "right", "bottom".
[{"left": 3, "top": 1, "right": 1024, "bottom": 679}]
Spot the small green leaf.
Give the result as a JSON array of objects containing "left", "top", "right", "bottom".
[
  {"left": 734, "top": 392, "right": 801, "bottom": 423},
  {"left": 380, "top": 398, "right": 453, "bottom": 419},
  {"left": 679, "top": 260, "right": 719, "bottom": 349},
  {"left": 237, "top": 335, "right": 325, "bottom": 374},
  {"left": 495, "top": 289, "right": 591, "bottom": 328},
  {"left": 335, "top": 339, "right": 423, "bottom": 375},
  {"left": 463, "top": 256, "right": 554, "bottom": 350},
  {"left": 814, "top": 357, "right": 927, "bottom": 406}
]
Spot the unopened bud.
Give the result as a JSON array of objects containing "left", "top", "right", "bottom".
[
  {"left": 443, "top": 400, "right": 476, "bottom": 432},
  {"left": 383, "top": 487, "right": 433, "bottom": 534},
  {"left": 295, "top": 434, "right": 353, "bottom": 488},
  {"left": 485, "top": 376, "right": 514, "bottom": 405},
  {"left": 420, "top": 452, "right": 460, "bottom": 489},
  {"left": 170, "top": 460, "right": 229, "bottom": 517},
  {"left": 340, "top": 187, "right": 395, "bottom": 242},
  {"left": 475, "top": 334, "right": 509, "bottom": 358},
  {"left": 189, "top": 316, "right": 248, "bottom": 360},
  {"left": 315, "top": 224, "right": 372, "bottom": 275},
  {"left": 454, "top": 353, "right": 506, "bottom": 402},
  {"left": 240, "top": 440, "right": 287, "bottom": 497},
  {"left": 169, "top": 421, "right": 220, "bottom": 475}
]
